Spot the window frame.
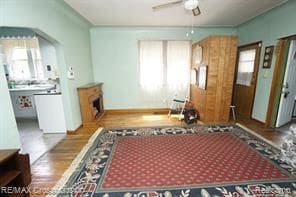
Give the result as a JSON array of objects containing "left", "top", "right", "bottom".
[
  {"left": 235, "top": 43, "right": 262, "bottom": 87},
  {"left": 9, "top": 47, "right": 44, "bottom": 80}
]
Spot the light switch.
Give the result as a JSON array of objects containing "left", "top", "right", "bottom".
[{"left": 67, "top": 67, "right": 75, "bottom": 79}]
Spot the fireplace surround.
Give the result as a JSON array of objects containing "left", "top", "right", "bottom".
[{"left": 78, "top": 83, "right": 104, "bottom": 128}]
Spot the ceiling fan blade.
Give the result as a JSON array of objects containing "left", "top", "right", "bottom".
[
  {"left": 192, "top": 6, "right": 201, "bottom": 16},
  {"left": 152, "top": 0, "right": 183, "bottom": 10}
]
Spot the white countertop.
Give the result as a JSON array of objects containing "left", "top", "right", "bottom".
[{"left": 9, "top": 84, "right": 55, "bottom": 92}]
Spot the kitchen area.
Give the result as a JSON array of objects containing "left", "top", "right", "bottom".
[{"left": 1, "top": 27, "right": 66, "bottom": 163}]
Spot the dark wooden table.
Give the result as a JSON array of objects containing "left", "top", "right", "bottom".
[{"left": 0, "top": 149, "right": 31, "bottom": 196}]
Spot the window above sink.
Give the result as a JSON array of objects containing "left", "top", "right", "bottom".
[{"left": 1, "top": 37, "right": 45, "bottom": 80}]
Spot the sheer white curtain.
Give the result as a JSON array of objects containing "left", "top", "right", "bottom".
[
  {"left": 11, "top": 48, "right": 31, "bottom": 78},
  {"left": 0, "top": 37, "right": 43, "bottom": 79},
  {"left": 139, "top": 41, "right": 164, "bottom": 91},
  {"left": 167, "top": 41, "right": 191, "bottom": 99},
  {"left": 139, "top": 40, "right": 191, "bottom": 107}
]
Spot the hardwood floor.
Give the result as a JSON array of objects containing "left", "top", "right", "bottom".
[
  {"left": 29, "top": 113, "right": 288, "bottom": 196},
  {"left": 30, "top": 113, "right": 183, "bottom": 196},
  {"left": 236, "top": 117, "right": 287, "bottom": 146}
]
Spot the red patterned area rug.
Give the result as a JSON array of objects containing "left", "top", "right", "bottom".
[{"left": 51, "top": 124, "right": 296, "bottom": 197}]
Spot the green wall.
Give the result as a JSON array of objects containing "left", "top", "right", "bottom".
[
  {"left": 90, "top": 26, "right": 236, "bottom": 109},
  {"left": 0, "top": 0, "right": 94, "bottom": 148},
  {"left": 0, "top": 54, "right": 21, "bottom": 149},
  {"left": 1, "top": 0, "right": 293, "bottom": 150},
  {"left": 237, "top": 0, "right": 296, "bottom": 123}
]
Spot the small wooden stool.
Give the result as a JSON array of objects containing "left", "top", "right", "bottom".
[{"left": 230, "top": 105, "right": 236, "bottom": 121}]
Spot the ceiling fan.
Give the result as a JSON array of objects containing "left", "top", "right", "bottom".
[{"left": 152, "top": 0, "right": 201, "bottom": 16}]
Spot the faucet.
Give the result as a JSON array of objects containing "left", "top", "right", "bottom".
[{"left": 27, "top": 81, "right": 36, "bottom": 86}]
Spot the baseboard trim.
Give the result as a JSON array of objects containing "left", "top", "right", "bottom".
[
  {"left": 250, "top": 117, "right": 266, "bottom": 126},
  {"left": 67, "top": 124, "right": 82, "bottom": 134},
  {"left": 105, "top": 108, "right": 169, "bottom": 115}
]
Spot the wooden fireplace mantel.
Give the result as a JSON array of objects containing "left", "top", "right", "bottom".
[{"left": 78, "top": 82, "right": 104, "bottom": 128}]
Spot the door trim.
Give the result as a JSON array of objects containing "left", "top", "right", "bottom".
[
  {"left": 238, "top": 41, "right": 262, "bottom": 49},
  {"left": 232, "top": 41, "right": 262, "bottom": 119},
  {"left": 280, "top": 34, "right": 296, "bottom": 41},
  {"left": 265, "top": 40, "right": 287, "bottom": 127},
  {"left": 266, "top": 35, "right": 296, "bottom": 128}
]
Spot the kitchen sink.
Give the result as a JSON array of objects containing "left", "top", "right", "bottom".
[{"left": 10, "top": 84, "right": 55, "bottom": 91}]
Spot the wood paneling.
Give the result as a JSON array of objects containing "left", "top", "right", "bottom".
[{"left": 191, "top": 36, "right": 238, "bottom": 123}]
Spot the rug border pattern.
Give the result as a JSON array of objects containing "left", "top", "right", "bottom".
[{"left": 47, "top": 124, "right": 296, "bottom": 197}]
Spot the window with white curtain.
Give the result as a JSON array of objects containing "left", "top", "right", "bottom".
[
  {"left": 139, "top": 40, "right": 191, "bottom": 90},
  {"left": 139, "top": 41, "right": 164, "bottom": 89},
  {"left": 236, "top": 49, "right": 256, "bottom": 86},
  {"left": 167, "top": 41, "right": 191, "bottom": 87},
  {"left": 0, "top": 37, "right": 44, "bottom": 80},
  {"left": 11, "top": 48, "right": 31, "bottom": 79},
  {"left": 31, "top": 48, "right": 44, "bottom": 79}
]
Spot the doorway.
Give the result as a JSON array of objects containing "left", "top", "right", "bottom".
[
  {"left": 232, "top": 42, "right": 261, "bottom": 120},
  {"left": 0, "top": 27, "right": 66, "bottom": 164},
  {"left": 276, "top": 40, "right": 296, "bottom": 128},
  {"left": 265, "top": 36, "right": 296, "bottom": 129}
]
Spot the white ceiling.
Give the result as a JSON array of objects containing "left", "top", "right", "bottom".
[{"left": 64, "top": 0, "right": 288, "bottom": 27}]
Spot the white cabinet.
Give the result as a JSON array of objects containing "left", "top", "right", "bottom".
[
  {"left": 9, "top": 85, "right": 55, "bottom": 119},
  {"left": 9, "top": 90, "right": 38, "bottom": 119},
  {"left": 34, "top": 93, "right": 66, "bottom": 133}
]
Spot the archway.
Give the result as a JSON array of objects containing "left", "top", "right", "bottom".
[{"left": 0, "top": 26, "right": 69, "bottom": 163}]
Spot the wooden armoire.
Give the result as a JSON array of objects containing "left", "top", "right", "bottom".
[{"left": 190, "top": 35, "right": 238, "bottom": 123}]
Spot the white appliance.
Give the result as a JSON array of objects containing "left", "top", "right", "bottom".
[{"left": 34, "top": 93, "right": 66, "bottom": 133}]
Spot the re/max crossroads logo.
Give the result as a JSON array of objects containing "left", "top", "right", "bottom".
[
  {"left": 1, "top": 185, "right": 293, "bottom": 196},
  {"left": 0, "top": 187, "right": 83, "bottom": 194}
]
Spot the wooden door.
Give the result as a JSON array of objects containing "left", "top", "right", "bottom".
[{"left": 233, "top": 42, "right": 261, "bottom": 119}]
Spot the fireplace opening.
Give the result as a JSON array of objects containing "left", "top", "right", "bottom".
[
  {"left": 92, "top": 98, "right": 101, "bottom": 118},
  {"left": 78, "top": 83, "right": 104, "bottom": 127}
]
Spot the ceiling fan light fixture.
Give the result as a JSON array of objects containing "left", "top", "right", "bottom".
[{"left": 184, "top": 0, "right": 199, "bottom": 10}]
